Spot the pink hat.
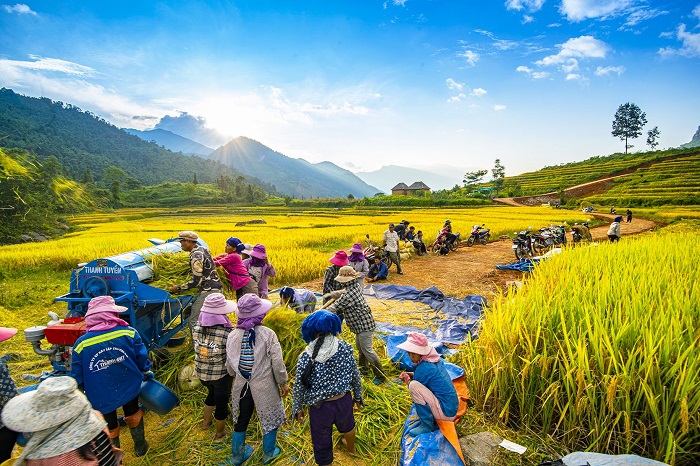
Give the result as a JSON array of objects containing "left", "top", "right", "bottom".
[
  {"left": 250, "top": 244, "right": 267, "bottom": 260},
  {"left": 0, "top": 327, "right": 17, "bottom": 343},
  {"left": 201, "top": 292, "right": 238, "bottom": 315},
  {"left": 396, "top": 332, "right": 433, "bottom": 356},
  {"left": 86, "top": 295, "right": 128, "bottom": 316},
  {"left": 348, "top": 243, "right": 364, "bottom": 253},
  {"left": 235, "top": 293, "right": 273, "bottom": 318},
  {"left": 329, "top": 250, "right": 348, "bottom": 267}
]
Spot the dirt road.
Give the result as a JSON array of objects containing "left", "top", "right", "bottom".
[{"left": 302, "top": 215, "right": 658, "bottom": 301}]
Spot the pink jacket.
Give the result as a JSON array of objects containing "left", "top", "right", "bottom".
[{"left": 213, "top": 253, "right": 252, "bottom": 290}]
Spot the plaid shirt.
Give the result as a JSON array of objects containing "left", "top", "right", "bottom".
[
  {"left": 323, "top": 265, "right": 344, "bottom": 302},
  {"left": 180, "top": 245, "right": 223, "bottom": 292},
  {"left": 193, "top": 322, "right": 232, "bottom": 381},
  {"left": 0, "top": 359, "right": 18, "bottom": 430},
  {"left": 328, "top": 281, "right": 376, "bottom": 334}
]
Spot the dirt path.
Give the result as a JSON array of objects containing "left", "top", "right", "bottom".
[{"left": 301, "top": 216, "right": 658, "bottom": 301}]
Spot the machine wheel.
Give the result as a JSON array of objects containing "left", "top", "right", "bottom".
[
  {"left": 381, "top": 254, "right": 393, "bottom": 269},
  {"left": 450, "top": 239, "right": 460, "bottom": 252},
  {"left": 81, "top": 276, "right": 110, "bottom": 298},
  {"left": 480, "top": 234, "right": 490, "bottom": 245},
  {"left": 466, "top": 237, "right": 475, "bottom": 247}
]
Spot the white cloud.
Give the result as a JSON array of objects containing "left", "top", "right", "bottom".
[
  {"left": 393, "top": 0, "right": 408, "bottom": 6},
  {"left": 470, "top": 88, "right": 487, "bottom": 97},
  {"left": 622, "top": 7, "right": 667, "bottom": 27},
  {"left": 522, "top": 15, "right": 535, "bottom": 24},
  {"left": 566, "top": 73, "right": 582, "bottom": 80},
  {"left": 0, "top": 55, "right": 95, "bottom": 76},
  {"left": 548, "top": 22, "right": 562, "bottom": 27},
  {"left": 516, "top": 65, "right": 550, "bottom": 79},
  {"left": 561, "top": 58, "right": 579, "bottom": 73},
  {"left": 505, "top": 0, "right": 545, "bottom": 12},
  {"left": 493, "top": 104, "right": 507, "bottom": 111},
  {"left": 694, "top": 4, "right": 700, "bottom": 21},
  {"left": 447, "top": 93, "right": 466, "bottom": 103},
  {"left": 658, "top": 24, "right": 700, "bottom": 58},
  {"left": 532, "top": 71, "right": 550, "bottom": 78},
  {"left": 535, "top": 36, "right": 609, "bottom": 66},
  {"left": 445, "top": 78, "right": 464, "bottom": 90},
  {"left": 595, "top": 65, "right": 625, "bottom": 76},
  {"left": 457, "top": 49, "right": 479, "bottom": 66},
  {"left": 516, "top": 65, "right": 533, "bottom": 73},
  {"left": 2, "top": 3, "right": 36, "bottom": 15},
  {"left": 559, "top": 0, "right": 633, "bottom": 22}
]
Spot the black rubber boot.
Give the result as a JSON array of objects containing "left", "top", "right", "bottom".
[{"left": 129, "top": 418, "right": 149, "bottom": 457}]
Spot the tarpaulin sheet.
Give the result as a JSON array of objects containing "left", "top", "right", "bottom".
[
  {"left": 399, "top": 361, "right": 467, "bottom": 466},
  {"left": 363, "top": 284, "right": 485, "bottom": 345},
  {"left": 495, "top": 257, "right": 540, "bottom": 272}
]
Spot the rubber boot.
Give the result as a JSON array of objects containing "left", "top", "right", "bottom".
[
  {"left": 108, "top": 426, "right": 120, "bottom": 449},
  {"left": 202, "top": 405, "right": 215, "bottom": 429},
  {"left": 230, "top": 431, "right": 253, "bottom": 465},
  {"left": 262, "top": 428, "right": 281, "bottom": 464},
  {"left": 408, "top": 403, "right": 436, "bottom": 437},
  {"left": 124, "top": 409, "right": 149, "bottom": 457}
]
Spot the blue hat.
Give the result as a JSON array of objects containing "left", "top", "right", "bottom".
[
  {"left": 614, "top": 216, "right": 622, "bottom": 223},
  {"left": 280, "top": 286, "right": 295, "bottom": 300},
  {"left": 226, "top": 237, "right": 245, "bottom": 253},
  {"left": 301, "top": 310, "right": 342, "bottom": 343}
]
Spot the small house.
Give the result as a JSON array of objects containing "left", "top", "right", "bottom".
[{"left": 391, "top": 181, "right": 431, "bottom": 196}]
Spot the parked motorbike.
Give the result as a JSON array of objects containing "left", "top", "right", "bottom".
[
  {"left": 364, "top": 234, "right": 393, "bottom": 267},
  {"left": 531, "top": 228, "right": 556, "bottom": 256},
  {"left": 570, "top": 223, "right": 591, "bottom": 243},
  {"left": 467, "top": 224, "right": 490, "bottom": 247},
  {"left": 512, "top": 229, "right": 534, "bottom": 260}
]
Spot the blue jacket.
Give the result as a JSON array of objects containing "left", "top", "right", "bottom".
[
  {"left": 369, "top": 262, "right": 388, "bottom": 280},
  {"left": 413, "top": 358, "right": 458, "bottom": 418},
  {"left": 71, "top": 326, "right": 152, "bottom": 413}
]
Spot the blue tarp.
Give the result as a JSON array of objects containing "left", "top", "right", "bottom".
[
  {"left": 363, "top": 284, "right": 485, "bottom": 345},
  {"left": 495, "top": 257, "right": 540, "bottom": 272},
  {"left": 399, "top": 359, "right": 466, "bottom": 466}
]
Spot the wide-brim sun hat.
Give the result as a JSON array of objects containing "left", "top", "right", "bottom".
[
  {"left": 85, "top": 295, "right": 128, "bottom": 317},
  {"left": 1, "top": 376, "right": 92, "bottom": 432},
  {"left": 301, "top": 310, "right": 342, "bottom": 343},
  {"left": 334, "top": 265, "right": 360, "bottom": 283},
  {"left": 250, "top": 244, "right": 267, "bottom": 260},
  {"left": 241, "top": 243, "right": 254, "bottom": 255},
  {"left": 329, "top": 250, "right": 348, "bottom": 267},
  {"left": 397, "top": 332, "right": 433, "bottom": 356},
  {"left": 0, "top": 327, "right": 17, "bottom": 343},
  {"left": 201, "top": 292, "right": 238, "bottom": 315},
  {"left": 177, "top": 230, "right": 198, "bottom": 242},
  {"left": 348, "top": 243, "right": 364, "bottom": 253},
  {"left": 235, "top": 294, "right": 273, "bottom": 318}
]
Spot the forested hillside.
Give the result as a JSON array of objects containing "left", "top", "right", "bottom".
[{"left": 0, "top": 88, "right": 273, "bottom": 191}]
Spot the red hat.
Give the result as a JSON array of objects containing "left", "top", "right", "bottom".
[
  {"left": 0, "top": 327, "right": 17, "bottom": 343},
  {"left": 329, "top": 250, "right": 348, "bottom": 267}
]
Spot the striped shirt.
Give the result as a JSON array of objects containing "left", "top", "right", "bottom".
[{"left": 238, "top": 330, "right": 255, "bottom": 377}]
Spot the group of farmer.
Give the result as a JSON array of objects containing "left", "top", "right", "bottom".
[{"left": 0, "top": 228, "right": 458, "bottom": 466}]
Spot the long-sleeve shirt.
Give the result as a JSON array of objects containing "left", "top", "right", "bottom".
[
  {"left": 382, "top": 230, "right": 400, "bottom": 252},
  {"left": 328, "top": 281, "right": 376, "bottom": 334},
  {"left": 71, "top": 326, "right": 152, "bottom": 413},
  {"left": 213, "top": 253, "right": 252, "bottom": 291},
  {"left": 413, "top": 358, "right": 459, "bottom": 418},
  {"left": 243, "top": 260, "right": 276, "bottom": 298},
  {"left": 368, "top": 262, "right": 388, "bottom": 280},
  {"left": 607, "top": 222, "right": 621, "bottom": 237},
  {"left": 192, "top": 323, "right": 232, "bottom": 381},
  {"left": 349, "top": 259, "right": 369, "bottom": 285},
  {"left": 179, "top": 245, "right": 223, "bottom": 292},
  {"left": 291, "top": 339, "right": 362, "bottom": 418},
  {"left": 323, "top": 265, "right": 344, "bottom": 303}
]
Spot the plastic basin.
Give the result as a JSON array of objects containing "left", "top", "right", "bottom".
[{"left": 139, "top": 379, "right": 179, "bottom": 415}]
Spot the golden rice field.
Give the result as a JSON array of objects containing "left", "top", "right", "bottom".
[
  {"left": 452, "top": 228, "right": 700, "bottom": 465},
  {"left": 0, "top": 206, "right": 590, "bottom": 283}
]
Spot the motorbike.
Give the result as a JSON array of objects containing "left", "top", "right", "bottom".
[
  {"left": 467, "top": 224, "right": 490, "bottom": 247},
  {"left": 570, "top": 222, "right": 591, "bottom": 243},
  {"left": 531, "top": 228, "right": 556, "bottom": 256},
  {"left": 431, "top": 230, "right": 461, "bottom": 254},
  {"left": 512, "top": 229, "right": 534, "bottom": 260},
  {"left": 363, "top": 234, "right": 393, "bottom": 267}
]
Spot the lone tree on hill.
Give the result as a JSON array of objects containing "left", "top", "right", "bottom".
[
  {"left": 463, "top": 169, "right": 488, "bottom": 190},
  {"left": 492, "top": 159, "right": 505, "bottom": 194},
  {"left": 612, "top": 102, "right": 647, "bottom": 154},
  {"left": 646, "top": 126, "right": 660, "bottom": 150}
]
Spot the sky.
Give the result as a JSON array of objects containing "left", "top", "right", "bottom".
[{"left": 1, "top": 0, "right": 699, "bottom": 179}]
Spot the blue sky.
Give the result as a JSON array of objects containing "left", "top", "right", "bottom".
[{"left": 1, "top": 1, "right": 699, "bottom": 179}]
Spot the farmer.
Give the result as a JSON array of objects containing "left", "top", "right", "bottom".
[
  {"left": 0, "top": 327, "right": 19, "bottom": 463},
  {"left": 323, "top": 251, "right": 348, "bottom": 304},
  {"left": 192, "top": 293, "right": 235, "bottom": 440},
  {"left": 382, "top": 223, "right": 403, "bottom": 275},
  {"left": 240, "top": 243, "right": 254, "bottom": 260},
  {"left": 347, "top": 243, "right": 369, "bottom": 285},
  {"left": 393, "top": 220, "right": 410, "bottom": 240},
  {"left": 412, "top": 230, "right": 427, "bottom": 256},
  {"left": 280, "top": 286, "right": 317, "bottom": 313},
  {"left": 1, "top": 376, "right": 123, "bottom": 466},
  {"left": 213, "top": 237, "right": 258, "bottom": 299},
  {"left": 397, "top": 333, "right": 458, "bottom": 437},
  {"left": 327, "top": 266, "right": 387, "bottom": 384},
  {"left": 626, "top": 209, "right": 633, "bottom": 223},
  {"left": 243, "top": 244, "right": 276, "bottom": 299},
  {"left": 225, "top": 294, "right": 289, "bottom": 465},
  {"left": 405, "top": 225, "right": 416, "bottom": 241},
  {"left": 169, "top": 230, "right": 223, "bottom": 332},
  {"left": 366, "top": 256, "right": 388, "bottom": 282},
  {"left": 291, "top": 310, "right": 363, "bottom": 466},
  {"left": 608, "top": 216, "right": 622, "bottom": 242},
  {"left": 71, "top": 295, "right": 152, "bottom": 456}
]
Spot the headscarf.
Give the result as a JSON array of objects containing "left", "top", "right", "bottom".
[
  {"left": 85, "top": 312, "right": 128, "bottom": 332},
  {"left": 198, "top": 312, "right": 232, "bottom": 328},
  {"left": 250, "top": 256, "right": 266, "bottom": 267},
  {"left": 300, "top": 310, "right": 342, "bottom": 344},
  {"left": 348, "top": 251, "right": 365, "bottom": 262}
]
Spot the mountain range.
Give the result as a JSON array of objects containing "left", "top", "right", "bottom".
[{"left": 123, "top": 128, "right": 214, "bottom": 156}]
